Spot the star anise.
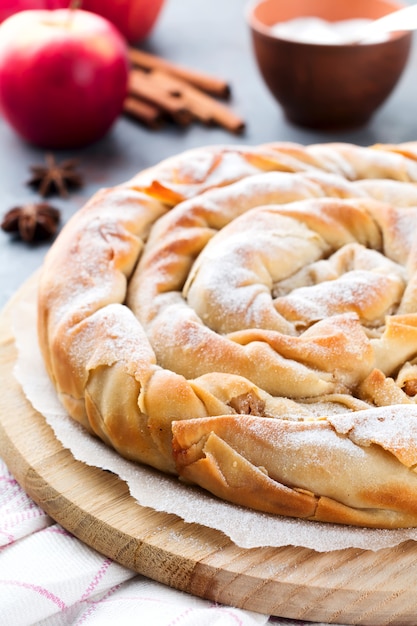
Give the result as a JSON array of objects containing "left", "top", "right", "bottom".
[
  {"left": 27, "top": 153, "right": 83, "bottom": 198},
  {"left": 1, "top": 203, "right": 61, "bottom": 242}
]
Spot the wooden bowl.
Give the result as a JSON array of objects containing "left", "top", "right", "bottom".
[{"left": 246, "top": 0, "right": 413, "bottom": 129}]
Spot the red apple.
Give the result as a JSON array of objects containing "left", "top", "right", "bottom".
[
  {"left": 0, "top": 1, "right": 47, "bottom": 24},
  {"left": 0, "top": 8, "right": 130, "bottom": 149},
  {"left": 0, "top": 1, "right": 68, "bottom": 24},
  {"left": 0, "top": 1, "right": 165, "bottom": 43},
  {"left": 82, "top": 0, "right": 165, "bottom": 43}
]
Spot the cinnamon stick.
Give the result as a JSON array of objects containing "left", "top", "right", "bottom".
[
  {"left": 128, "top": 68, "right": 245, "bottom": 134},
  {"left": 123, "top": 96, "right": 165, "bottom": 129},
  {"left": 129, "top": 69, "right": 193, "bottom": 126},
  {"left": 149, "top": 70, "right": 245, "bottom": 134},
  {"left": 129, "top": 48, "right": 231, "bottom": 100}
]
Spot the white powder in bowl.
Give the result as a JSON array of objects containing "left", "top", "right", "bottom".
[{"left": 270, "top": 17, "right": 389, "bottom": 45}]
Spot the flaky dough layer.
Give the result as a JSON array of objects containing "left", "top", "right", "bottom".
[{"left": 38, "top": 141, "right": 417, "bottom": 528}]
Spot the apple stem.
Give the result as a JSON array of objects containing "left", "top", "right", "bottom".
[{"left": 66, "top": 0, "right": 82, "bottom": 28}]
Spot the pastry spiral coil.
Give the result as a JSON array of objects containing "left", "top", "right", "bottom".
[{"left": 38, "top": 141, "right": 417, "bottom": 528}]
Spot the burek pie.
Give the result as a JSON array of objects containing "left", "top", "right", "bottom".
[{"left": 38, "top": 141, "right": 417, "bottom": 528}]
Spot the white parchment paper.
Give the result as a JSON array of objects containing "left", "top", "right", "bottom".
[{"left": 12, "top": 277, "right": 417, "bottom": 553}]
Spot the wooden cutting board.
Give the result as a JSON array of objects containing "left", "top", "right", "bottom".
[{"left": 2, "top": 279, "right": 417, "bottom": 626}]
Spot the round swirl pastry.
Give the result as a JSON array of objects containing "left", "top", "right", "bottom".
[{"left": 38, "top": 140, "right": 417, "bottom": 528}]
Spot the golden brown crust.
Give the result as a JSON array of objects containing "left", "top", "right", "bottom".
[{"left": 38, "top": 141, "right": 417, "bottom": 528}]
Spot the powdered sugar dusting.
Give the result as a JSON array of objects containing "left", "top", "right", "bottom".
[
  {"left": 14, "top": 290, "right": 417, "bottom": 550},
  {"left": 329, "top": 404, "right": 417, "bottom": 467},
  {"left": 34, "top": 140, "right": 417, "bottom": 534}
]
